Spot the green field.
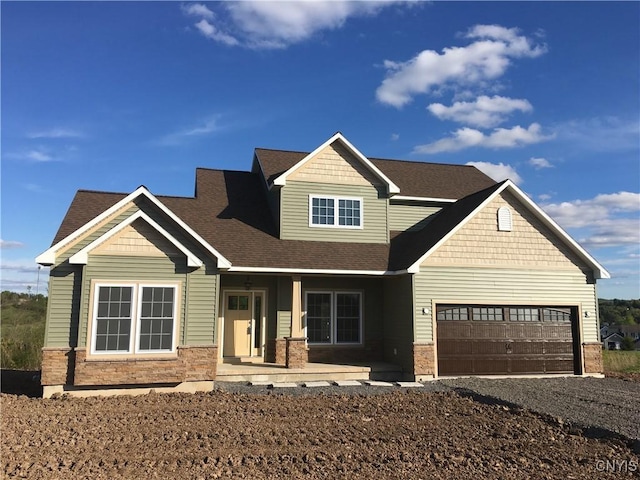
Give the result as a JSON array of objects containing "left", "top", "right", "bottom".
[
  {"left": 1, "top": 293, "right": 46, "bottom": 370},
  {"left": 602, "top": 350, "right": 640, "bottom": 374}
]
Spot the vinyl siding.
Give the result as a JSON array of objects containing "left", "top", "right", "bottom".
[
  {"left": 277, "top": 276, "right": 292, "bottom": 338},
  {"left": 185, "top": 263, "right": 218, "bottom": 345},
  {"left": 382, "top": 275, "right": 414, "bottom": 372},
  {"left": 44, "top": 263, "right": 82, "bottom": 347},
  {"left": 280, "top": 181, "right": 388, "bottom": 243},
  {"left": 388, "top": 202, "right": 442, "bottom": 232},
  {"left": 414, "top": 266, "right": 598, "bottom": 343}
]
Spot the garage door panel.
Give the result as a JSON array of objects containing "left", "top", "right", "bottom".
[{"left": 436, "top": 304, "right": 577, "bottom": 376}]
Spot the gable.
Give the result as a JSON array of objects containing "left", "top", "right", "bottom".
[
  {"left": 92, "top": 218, "right": 181, "bottom": 257},
  {"left": 421, "top": 190, "right": 591, "bottom": 272},
  {"left": 288, "top": 141, "right": 382, "bottom": 187}
]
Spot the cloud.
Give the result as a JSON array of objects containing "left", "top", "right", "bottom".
[
  {"left": 391, "top": 133, "right": 400, "bottom": 141},
  {"left": 541, "top": 192, "right": 640, "bottom": 249},
  {"left": 528, "top": 157, "right": 553, "bottom": 169},
  {"left": 414, "top": 123, "right": 553, "bottom": 154},
  {"left": 5, "top": 149, "right": 56, "bottom": 162},
  {"left": 0, "top": 239, "right": 25, "bottom": 249},
  {"left": 554, "top": 117, "right": 639, "bottom": 153},
  {"left": 182, "top": 1, "right": 406, "bottom": 49},
  {"left": 427, "top": 95, "right": 532, "bottom": 128},
  {"left": 27, "top": 128, "right": 84, "bottom": 139},
  {"left": 538, "top": 193, "right": 553, "bottom": 201},
  {"left": 465, "top": 161, "right": 522, "bottom": 184},
  {"left": 376, "top": 24, "right": 546, "bottom": 108},
  {"left": 157, "top": 115, "right": 223, "bottom": 146}
]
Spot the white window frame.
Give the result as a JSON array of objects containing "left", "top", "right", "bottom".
[
  {"left": 308, "top": 195, "right": 364, "bottom": 229},
  {"left": 304, "top": 290, "right": 363, "bottom": 345},
  {"left": 90, "top": 282, "right": 179, "bottom": 356}
]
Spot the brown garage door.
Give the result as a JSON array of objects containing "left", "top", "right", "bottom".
[{"left": 436, "top": 305, "right": 578, "bottom": 375}]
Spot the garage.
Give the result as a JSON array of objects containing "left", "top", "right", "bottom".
[{"left": 436, "top": 305, "right": 579, "bottom": 375}]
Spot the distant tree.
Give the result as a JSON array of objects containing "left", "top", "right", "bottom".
[{"left": 621, "top": 336, "right": 636, "bottom": 351}]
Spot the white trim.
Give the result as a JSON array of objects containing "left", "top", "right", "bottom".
[
  {"left": 392, "top": 195, "right": 457, "bottom": 203},
  {"left": 272, "top": 133, "right": 400, "bottom": 194},
  {"left": 68, "top": 211, "right": 203, "bottom": 268},
  {"left": 407, "top": 180, "right": 610, "bottom": 279},
  {"left": 308, "top": 195, "right": 364, "bottom": 229},
  {"left": 36, "top": 185, "right": 231, "bottom": 269},
  {"left": 228, "top": 266, "right": 407, "bottom": 276}
]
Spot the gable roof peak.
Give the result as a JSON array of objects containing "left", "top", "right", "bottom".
[{"left": 271, "top": 132, "right": 400, "bottom": 194}]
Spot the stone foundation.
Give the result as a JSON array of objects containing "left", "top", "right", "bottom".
[
  {"left": 413, "top": 343, "right": 436, "bottom": 378},
  {"left": 274, "top": 338, "right": 287, "bottom": 365},
  {"left": 285, "top": 337, "right": 307, "bottom": 369},
  {"left": 72, "top": 345, "right": 218, "bottom": 386},
  {"left": 41, "top": 348, "right": 75, "bottom": 386},
  {"left": 582, "top": 343, "right": 603, "bottom": 374}
]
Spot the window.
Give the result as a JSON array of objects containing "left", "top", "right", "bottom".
[
  {"left": 310, "top": 196, "right": 362, "bottom": 228},
  {"left": 509, "top": 308, "right": 539, "bottom": 322},
  {"left": 91, "top": 283, "right": 178, "bottom": 355},
  {"left": 437, "top": 307, "right": 468, "bottom": 321},
  {"left": 305, "top": 291, "right": 362, "bottom": 344}
]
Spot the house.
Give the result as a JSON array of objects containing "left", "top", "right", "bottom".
[
  {"left": 36, "top": 133, "right": 609, "bottom": 397},
  {"left": 601, "top": 324, "right": 640, "bottom": 350}
]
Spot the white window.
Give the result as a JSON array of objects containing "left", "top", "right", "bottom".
[
  {"left": 309, "top": 195, "right": 362, "bottom": 228},
  {"left": 305, "top": 291, "right": 362, "bottom": 344},
  {"left": 91, "top": 283, "right": 178, "bottom": 355}
]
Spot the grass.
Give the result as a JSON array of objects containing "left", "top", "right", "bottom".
[
  {"left": 602, "top": 350, "right": 640, "bottom": 374},
  {"left": 1, "top": 295, "right": 47, "bottom": 370}
]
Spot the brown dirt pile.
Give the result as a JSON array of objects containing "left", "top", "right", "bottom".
[{"left": 2, "top": 390, "right": 638, "bottom": 479}]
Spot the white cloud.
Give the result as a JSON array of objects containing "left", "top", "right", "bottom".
[
  {"left": 0, "top": 239, "right": 25, "bottom": 249},
  {"left": 181, "top": 3, "right": 215, "bottom": 20},
  {"left": 27, "top": 128, "right": 84, "bottom": 139},
  {"left": 528, "top": 157, "right": 553, "bottom": 169},
  {"left": 427, "top": 95, "right": 532, "bottom": 128},
  {"left": 542, "top": 192, "right": 640, "bottom": 249},
  {"left": 414, "top": 123, "right": 553, "bottom": 154},
  {"left": 158, "top": 115, "right": 223, "bottom": 146},
  {"left": 6, "top": 149, "right": 56, "bottom": 162},
  {"left": 376, "top": 24, "right": 546, "bottom": 108},
  {"left": 182, "top": 1, "right": 406, "bottom": 49},
  {"left": 554, "top": 117, "right": 640, "bottom": 153},
  {"left": 538, "top": 193, "right": 553, "bottom": 201},
  {"left": 391, "top": 133, "right": 400, "bottom": 141},
  {"left": 465, "top": 161, "right": 522, "bottom": 184}
]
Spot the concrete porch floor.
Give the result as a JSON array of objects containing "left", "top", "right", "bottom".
[{"left": 216, "top": 361, "right": 403, "bottom": 383}]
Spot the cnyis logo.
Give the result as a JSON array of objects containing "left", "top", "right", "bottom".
[{"left": 595, "top": 459, "right": 638, "bottom": 473}]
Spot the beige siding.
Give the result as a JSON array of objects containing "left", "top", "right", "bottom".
[
  {"left": 92, "top": 219, "right": 180, "bottom": 257},
  {"left": 280, "top": 181, "right": 388, "bottom": 243},
  {"left": 389, "top": 202, "right": 442, "bottom": 232},
  {"left": 44, "top": 264, "right": 82, "bottom": 347},
  {"left": 289, "top": 142, "right": 382, "bottom": 186},
  {"left": 414, "top": 266, "right": 598, "bottom": 343},
  {"left": 423, "top": 191, "right": 589, "bottom": 270}
]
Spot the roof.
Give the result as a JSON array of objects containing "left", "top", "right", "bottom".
[{"left": 40, "top": 138, "right": 608, "bottom": 278}]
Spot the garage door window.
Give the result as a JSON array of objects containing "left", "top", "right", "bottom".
[
  {"left": 542, "top": 308, "right": 572, "bottom": 323},
  {"left": 509, "top": 308, "right": 539, "bottom": 322},
  {"left": 472, "top": 307, "right": 503, "bottom": 321},
  {"left": 437, "top": 305, "right": 575, "bottom": 323}
]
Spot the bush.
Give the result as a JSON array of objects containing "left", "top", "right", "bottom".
[{"left": 0, "top": 293, "right": 47, "bottom": 370}]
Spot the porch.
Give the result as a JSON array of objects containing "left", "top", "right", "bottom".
[{"left": 216, "top": 360, "right": 403, "bottom": 383}]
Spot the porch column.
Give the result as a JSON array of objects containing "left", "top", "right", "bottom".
[{"left": 286, "top": 275, "right": 307, "bottom": 368}]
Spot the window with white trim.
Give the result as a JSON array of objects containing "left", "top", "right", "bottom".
[
  {"left": 310, "top": 196, "right": 362, "bottom": 228},
  {"left": 91, "top": 283, "right": 178, "bottom": 355},
  {"left": 305, "top": 291, "right": 362, "bottom": 344}
]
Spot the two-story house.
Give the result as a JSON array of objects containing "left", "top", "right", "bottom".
[{"left": 36, "top": 133, "right": 609, "bottom": 397}]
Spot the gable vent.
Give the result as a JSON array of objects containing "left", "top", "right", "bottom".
[{"left": 497, "top": 206, "right": 513, "bottom": 231}]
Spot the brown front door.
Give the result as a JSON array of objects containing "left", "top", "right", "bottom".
[{"left": 224, "top": 294, "right": 251, "bottom": 357}]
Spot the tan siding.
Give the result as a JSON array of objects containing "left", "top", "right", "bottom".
[
  {"left": 280, "top": 181, "right": 388, "bottom": 243},
  {"left": 423, "top": 191, "right": 589, "bottom": 270},
  {"left": 414, "top": 266, "right": 598, "bottom": 343},
  {"left": 289, "top": 142, "right": 381, "bottom": 186},
  {"left": 44, "top": 264, "right": 82, "bottom": 347},
  {"left": 389, "top": 202, "right": 442, "bottom": 232},
  {"left": 93, "top": 219, "right": 180, "bottom": 257}
]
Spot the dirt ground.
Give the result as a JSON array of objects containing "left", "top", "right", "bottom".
[{"left": 2, "top": 382, "right": 639, "bottom": 479}]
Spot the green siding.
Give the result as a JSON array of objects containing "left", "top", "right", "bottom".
[
  {"left": 277, "top": 276, "right": 292, "bottom": 338},
  {"left": 280, "top": 181, "right": 388, "bottom": 243},
  {"left": 388, "top": 202, "right": 442, "bottom": 232},
  {"left": 185, "top": 262, "right": 218, "bottom": 345},
  {"left": 44, "top": 263, "right": 82, "bottom": 347},
  {"left": 414, "top": 266, "right": 599, "bottom": 343},
  {"left": 382, "top": 275, "right": 414, "bottom": 372}
]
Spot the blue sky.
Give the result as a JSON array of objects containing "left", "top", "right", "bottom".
[{"left": 2, "top": 1, "right": 639, "bottom": 299}]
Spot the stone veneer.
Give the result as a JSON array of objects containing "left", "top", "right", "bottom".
[
  {"left": 274, "top": 338, "right": 287, "bottom": 365},
  {"left": 42, "top": 345, "right": 218, "bottom": 387},
  {"left": 582, "top": 343, "right": 603, "bottom": 374},
  {"left": 285, "top": 337, "right": 307, "bottom": 368},
  {"left": 413, "top": 343, "right": 436, "bottom": 378}
]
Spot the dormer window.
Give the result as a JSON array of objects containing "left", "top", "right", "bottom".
[{"left": 309, "top": 195, "right": 363, "bottom": 228}]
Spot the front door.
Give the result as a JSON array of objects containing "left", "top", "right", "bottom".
[{"left": 223, "top": 292, "right": 264, "bottom": 358}]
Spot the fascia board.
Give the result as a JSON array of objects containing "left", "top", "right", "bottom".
[
  {"left": 68, "top": 211, "right": 203, "bottom": 268},
  {"left": 272, "top": 133, "right": 400, "bottom": 194}
]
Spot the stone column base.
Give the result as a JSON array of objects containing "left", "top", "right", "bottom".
[
  {"left": 413, "top": 343, "right": 436, "bottom": 379},
  {"left": 582, "top": 343, "right": 603, "bottom": 374},
  {"left": 285, "top": 337, "right": 307, "bottom": 369},
  {"left": 180, "top": 346, "right": 218, "bottom": 381},
  {"left": 41, "top": 347, "right": 75, "bottom": 386},
  {"left": 275, "top": 338, "right": 287, "bottom": 365}
]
